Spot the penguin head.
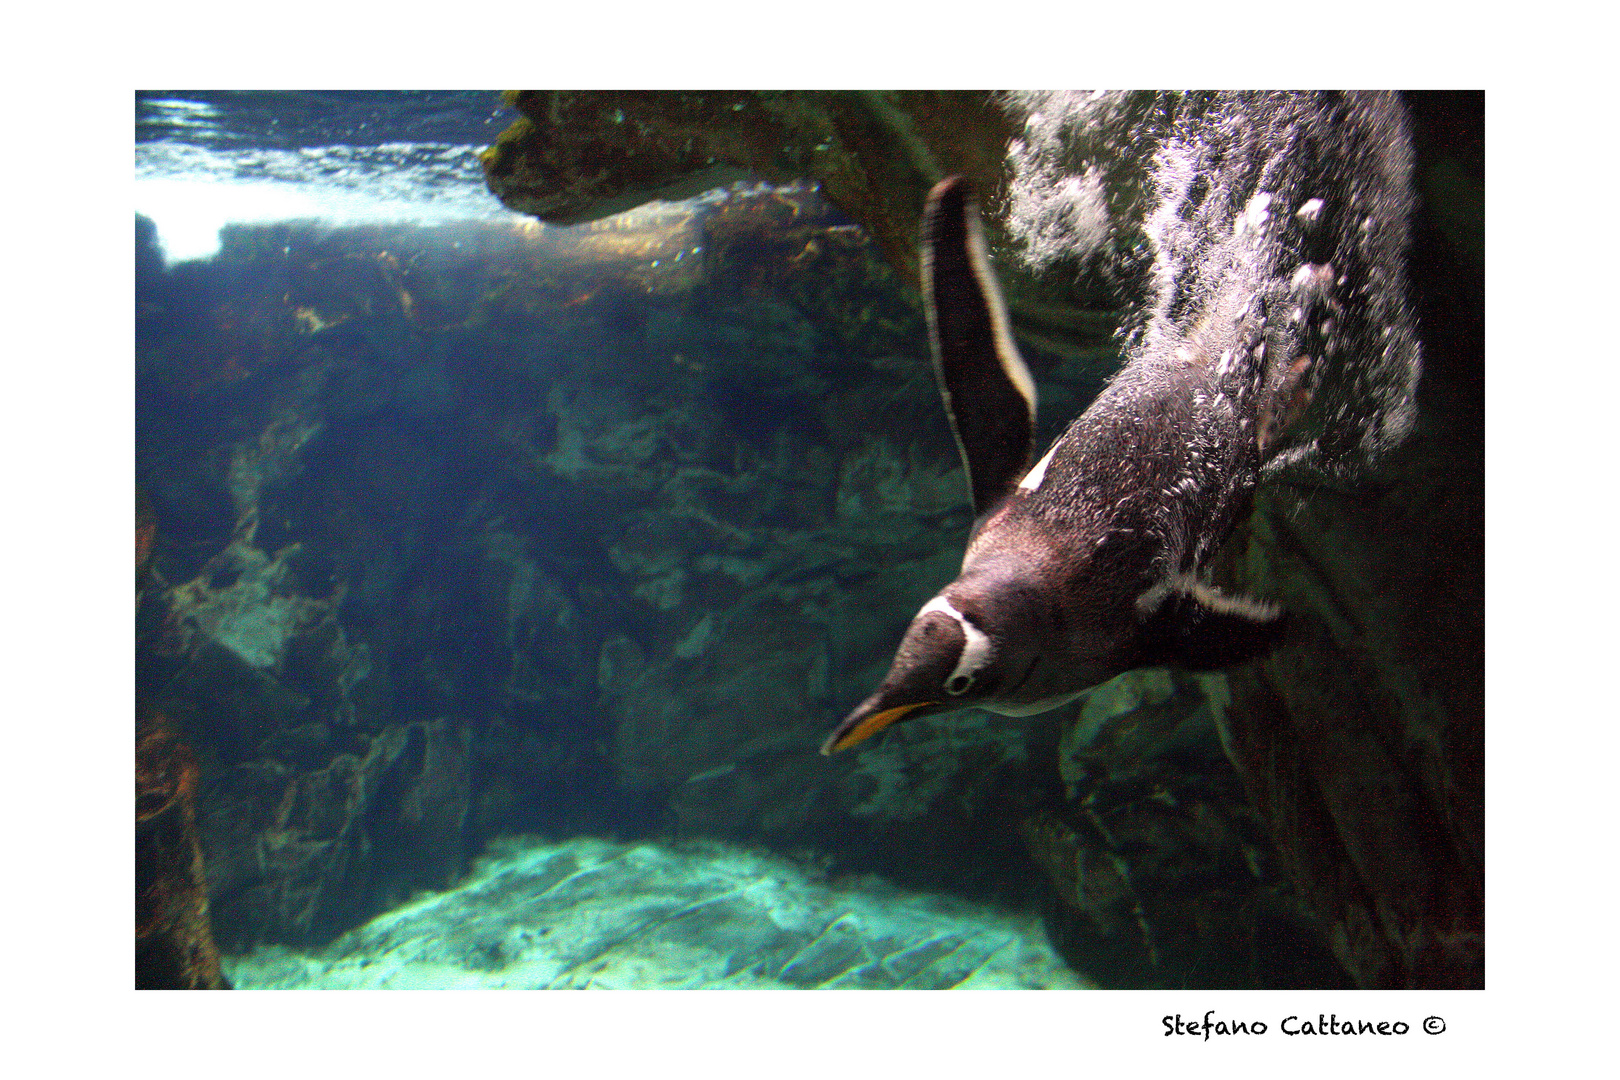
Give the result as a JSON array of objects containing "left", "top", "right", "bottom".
[{"left": 820, "top": 577, "right": 1041, "bottom": 755}]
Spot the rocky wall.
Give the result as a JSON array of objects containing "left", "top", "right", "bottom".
[
  {"left": 136, "top": 189, "right": 1102, "bottom": 955},
  {"left": 136, "top": 488, "right": 229, "bottom": 989},
  {"left": 1214, "top": 92, "right": 1485, "bottom": 984}
]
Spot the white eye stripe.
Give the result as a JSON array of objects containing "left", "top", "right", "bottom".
[{"left": 919, "top": 595, "right": 994, "bottom": 688}]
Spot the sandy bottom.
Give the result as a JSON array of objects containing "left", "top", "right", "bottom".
[{"left": 224, "top": 835, "right": 1088, "bottom": 990}]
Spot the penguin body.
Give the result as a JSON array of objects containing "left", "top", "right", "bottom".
[{"left": 821, "top": 176, "right": 1286, "bottom": 755}]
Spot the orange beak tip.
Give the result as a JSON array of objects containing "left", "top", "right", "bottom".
[{"left": 820, "top": 700, "right": 936, "bottom": 757}]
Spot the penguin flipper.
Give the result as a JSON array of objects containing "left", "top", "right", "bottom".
[
  {"left": 1136, "top": 575, "right": 1287, "bottom": 670},
  {"left": 922, "top": 176, "right": 1037, "bottom": 518}
]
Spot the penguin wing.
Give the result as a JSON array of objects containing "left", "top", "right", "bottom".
[{"left": 922, "top": 176, "right": 1038, "bottom": 519}]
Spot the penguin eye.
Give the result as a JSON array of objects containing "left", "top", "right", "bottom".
[{"left": 944, "top": 673, "right": 974, "bottom": 696}]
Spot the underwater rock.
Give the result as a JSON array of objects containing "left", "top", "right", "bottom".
[
  {"left": 838, "top": 709, "right": 1033, "bottom": 824},
  {"left": 166, "top": 526, "right": 332, "bottom": 672},
  {"left": 1215, "top": 445, "right": 1484, "bottom": 988},
  {"left": 206, "top": 716, "right": 474, "bottom": 945},
  {"left": 1056, "top": 669, "right": 1209, "bottom": 797},
  {"left": 137, "top": 486, "right": 157, "bottom": 595},
  {"left": 142, "top": 405, "right": 473, "bottom": 944},
  {"left": 136, "top": 710, "right": 231, "bottom": 989},
  {"left": 483, "top": 92, "right": 1011, "bottom": 285},
  {"left": 482, "top": 91, "right": 1117, "bottom": 365},
  {"left": 223, "top": 836, "right": 1087, "bottom": 989},
  {"left": 1019, "top": 682, "right": 1351, "bottom": 988},
  {"left": 137, "top": 492, "right": 229, "bottom": 989}
]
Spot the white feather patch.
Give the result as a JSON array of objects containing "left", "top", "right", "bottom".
[
  {"left": 963, "top": 201, "right": 1038, "bottom": 416},
  {"left": 1135, "top": 573, "right": 1280, "bottom": 622},
  {"left": 918, "top": 594, "right": 994, "bottom": 685},
  {"left": 986, "top": 690, "right": 1084, "bottom": 717},
  {"left": 1018, "top": 443, "right": 1058, "bottom": 492}
]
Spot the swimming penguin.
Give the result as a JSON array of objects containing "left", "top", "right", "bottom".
[{"left": 820, "top": 176, "right": 1288, "bottom": 755}]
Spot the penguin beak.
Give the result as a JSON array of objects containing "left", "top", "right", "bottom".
[
  {"left": 822, "top": 607, "right": 968, "bottom": 754},
  {"left": 819, "top": 697, "right": 939, "bottom": 755}
]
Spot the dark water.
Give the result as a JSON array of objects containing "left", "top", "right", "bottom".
[{"left": 136, "top": 91, "right": 1476, "bottom": 992}]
